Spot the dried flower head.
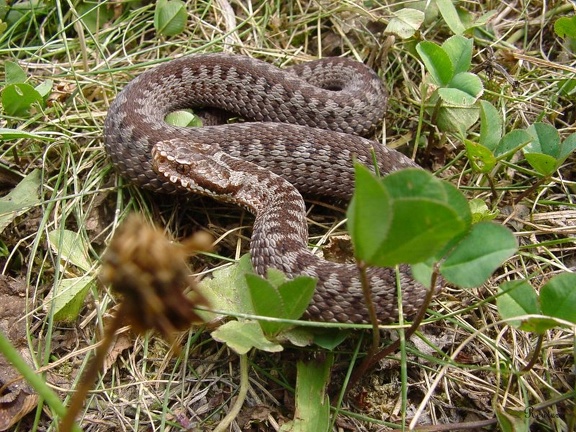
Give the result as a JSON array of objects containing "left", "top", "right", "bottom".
[{"left": 100, "top": 214, "right": 212, "bottom": 338}]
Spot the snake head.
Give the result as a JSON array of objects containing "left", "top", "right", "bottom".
[{"left": 152, "top": 139, "right": 234, "bottom": 195}]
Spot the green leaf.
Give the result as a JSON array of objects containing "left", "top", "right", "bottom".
[
  {"left": 277, "top": 277, "right": 316, "bottom": 321},
  {"left": 196, "top": 254, "right": 254, "bottom": 321},
  {"left": 35, "top": 79, "right": 53, "bottom": 99},
  {"left": 435, "top": 0, "right": 466, "bottom": 35},
  {"left": 385, "top": 8, "right": 425, "bottom": 39},
  {"left": 47, "top": 229, "right": 92, "bottom": 272},
  {"left": 440, "top": 222, "right": 517, "bottom": 288},
  {"left": 441, "top": 72, "right": 483, "bottom": 105},
  {"left": 311, "top": 329, "right": 350, "bottom": 350},
  {"left": 497, "top": 280, "right": 540, "bottom": 330},
  {"left": 540, "top": 273, "right": 576, "bottom": 324},
  {"left": 350, "top": 169, "right": 470, "bottom": 267},
  {"left": 5, "top": 60, "right": 27, "bottom": 84},
  {"left": 247, "top": 272, "right": 316, "bottom": 336},
  {"left": 211, "top": 321, "right": 283, "bottom": 355},
  {"left": 524, "top": 124, "right": 576, "bottom": 175},
  {"left": 525, "top": 123, "right": 561, "bottom": 159},
  {"left": 465, "top": 140, "right": 496, "bottom": 173},
  {"left": 280, "top": 357, "right": 332, "bottom": 432},
  {"left": 495, "top": 403, "right": 530, "bottom": 432},
  {"left": 442, "top": 35, "right": 473, "bottom": 74},
  {"left": 524, "top": 153, "right": 557, "bottom": 177},
  {"left": 479, "top": 100, "right": 502, "bottom": 151},
  {"left": 436, "top": 103, "right": 479, "bottom": 135},
  {"left": 1, "top": 83, "right": 43, "bottom": 116},
  {"left": 347, "top": 163, "right": 392, "bottom": 263},
  {"left": 558, "top": 132, "right": 576, "bottom": 162},
  {"left": 165, "top": 110, "right": 203, "bottom": 127},
  {"left": 469, "top": 199, "right": 499, "bottom": 223},
  {"left": 0, "top": 170, "right": 41, "bottom": 234},
  {"left": 554, "top": 16, "right": 576, "bottom": 39},
  {"left": 44, "top": 276, "right": 94, "bottom": 323},
  {"left": 493, "top": 129, "right": 532, "bottom": 158},
  {"left": 246, "top": 273, "right": 285, "bottom": 335},
  {"left": 416, "top": 41, "right": 453, "bottom": 86},
  {"left": 154, "top": 0, "right": 187, "bottom": 37}
]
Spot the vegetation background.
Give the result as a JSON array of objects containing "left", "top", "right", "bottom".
[{"left": 0, "top": 0, "right": 574, "bottom": 431}]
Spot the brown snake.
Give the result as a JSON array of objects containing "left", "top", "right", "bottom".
[{"left": 103, "top": 53, "right": 429, "bottom": 323}]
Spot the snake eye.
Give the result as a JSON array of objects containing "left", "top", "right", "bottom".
[{"left": 176, "top": 164, "right": 190, "bottom": 175}]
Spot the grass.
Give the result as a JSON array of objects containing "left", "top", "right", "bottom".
[{"left": 1, "top": 0, "right": 575, "bottom": 431}]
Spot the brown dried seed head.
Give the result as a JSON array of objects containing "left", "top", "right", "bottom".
[{"left": 100, "top": 214, "right": 211, "bottom": 337}]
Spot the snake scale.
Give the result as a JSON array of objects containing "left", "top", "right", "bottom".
[{"left": 103, "top": 53, "right": 429, "bottom": 323}]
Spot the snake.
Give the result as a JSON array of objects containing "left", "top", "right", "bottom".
[{"left": 103, "top": 53, "right": 430, "bottom": 323}]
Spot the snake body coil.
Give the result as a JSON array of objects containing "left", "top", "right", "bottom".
[{"left": 104, "top": 53, "right": 428, "bottom": 323}]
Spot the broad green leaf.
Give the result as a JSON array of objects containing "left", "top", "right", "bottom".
[
  {"left": 525, "top": 123, "right": 560, "bottom": 158},
  {"left": 495, "top": 403, "right": 530, "bottom": 432},
  {"left": 165, "top": 110, "right": 203, "bottom": 127},
  {"left": 280, "top": 358, "right": 332, "bottom": 432},
  {"left": 280, "top": 327, "right": 315, "bottom": 347},
  {"left": 442, "top": 35, "right": 473, "bottom": 75},
  {"left": 554, "top": 16, "right": 576, "bottom": 39},
  {"left": 0, "top": 170, "right": 41, "bottom": 234},
  {"left": 347, "top": 163, "right": 392, "bottom": 263},
  {"left": 356, "top": 169, "right": 470, "bottom": 267},
  {"left": 435, "top": 0, "right": 466, "bottom": 35},
  {"left": 196, "top": 254, "right": 254, "bottom": 321},
  {"left": 1, "top": 83, "right": 43, "bottom": 116},
  {"left": 311, "top": 329, "right": 350, "bottom": 350},
  {"left": 524, "top": 153, "right": 557, "bottom": 176},
  {"left": 5, "top": 60, "right": 27, "bottom": 84},
  {"left": 465, "top": 140, "right": 496, "bottom": 173},
  {"left": 416, "top": 41, "right": 453, "bottom": 86},
  {"left": 247, "top": 272, "right": 316, "bottom": 336},
  {"left": 540, "top": 273, "right": 576, "bottom": 324},
  {"left": 277, "top": 277, "right": 316, "bottom": 321},
  {"left": 440, "top": 222, "right": 517, "bottom": 288},
  {"left": 493, "top": 129, "right": 532, "bottom": 158},
  {"left": 44, "top": 276, "right": 94, "bottom": 323},
  {"left": 370, "top": 199, "right": 464, "bottom": 266},
  {"left": 211, "top": 320, "right": 283, "bottom": 355},
  {"left": 35, "top": 79, "right": 53, "bottom": 99},
  {"left": 436, "top": 104, "right": 479, "bottom": 135},
  {"left": 442, "top": 72, "right": 484, "bottom": 105},
  {"left": 497, "top": 280, "right": 540, "bottom": 330},
  {"left": 154, "top": 0, "right": 187, "bottom": 37},
  {"left": 469, "top": 199, "right": 499, "bottom": 223},
  {"left": 246, "top": 273, "right": 286, "bottom": 335},
  {"left": 559, "top": 132, "right": 576, "bottom": 162},
  {"left": 479, "top": 100, "right": 502, "bottom": 151},
  {"left": 385, "top": 8, "right": 425, "bottom": 39},
  {"left": 47, "top": 229, "right": 92, "bottom": 272},
  {"left": 524, "top": 124, "right": 576, "bottom": 174}
]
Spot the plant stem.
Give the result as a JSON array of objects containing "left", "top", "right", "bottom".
[
  {"left": 0, "top": 331, "right": 83, "bottom": 432},
  {"left": 521, "top": 333, "right": 544, "bottom": 373},
  {"left": 356, "top": 260, "right": 380, "bottom": 356},
  {"left": 213, "top": 353, "right": 250, "bottom": 432},
  {"left": 346, "top": 268, "right": 439, "bottom": 393},
  {"left": 59, "top": 307, "right": 125, "bottom": 432}
]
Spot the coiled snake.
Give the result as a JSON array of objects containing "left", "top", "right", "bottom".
[{"left": 103, "top": 53, "right": 429, "bottom": 323}]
